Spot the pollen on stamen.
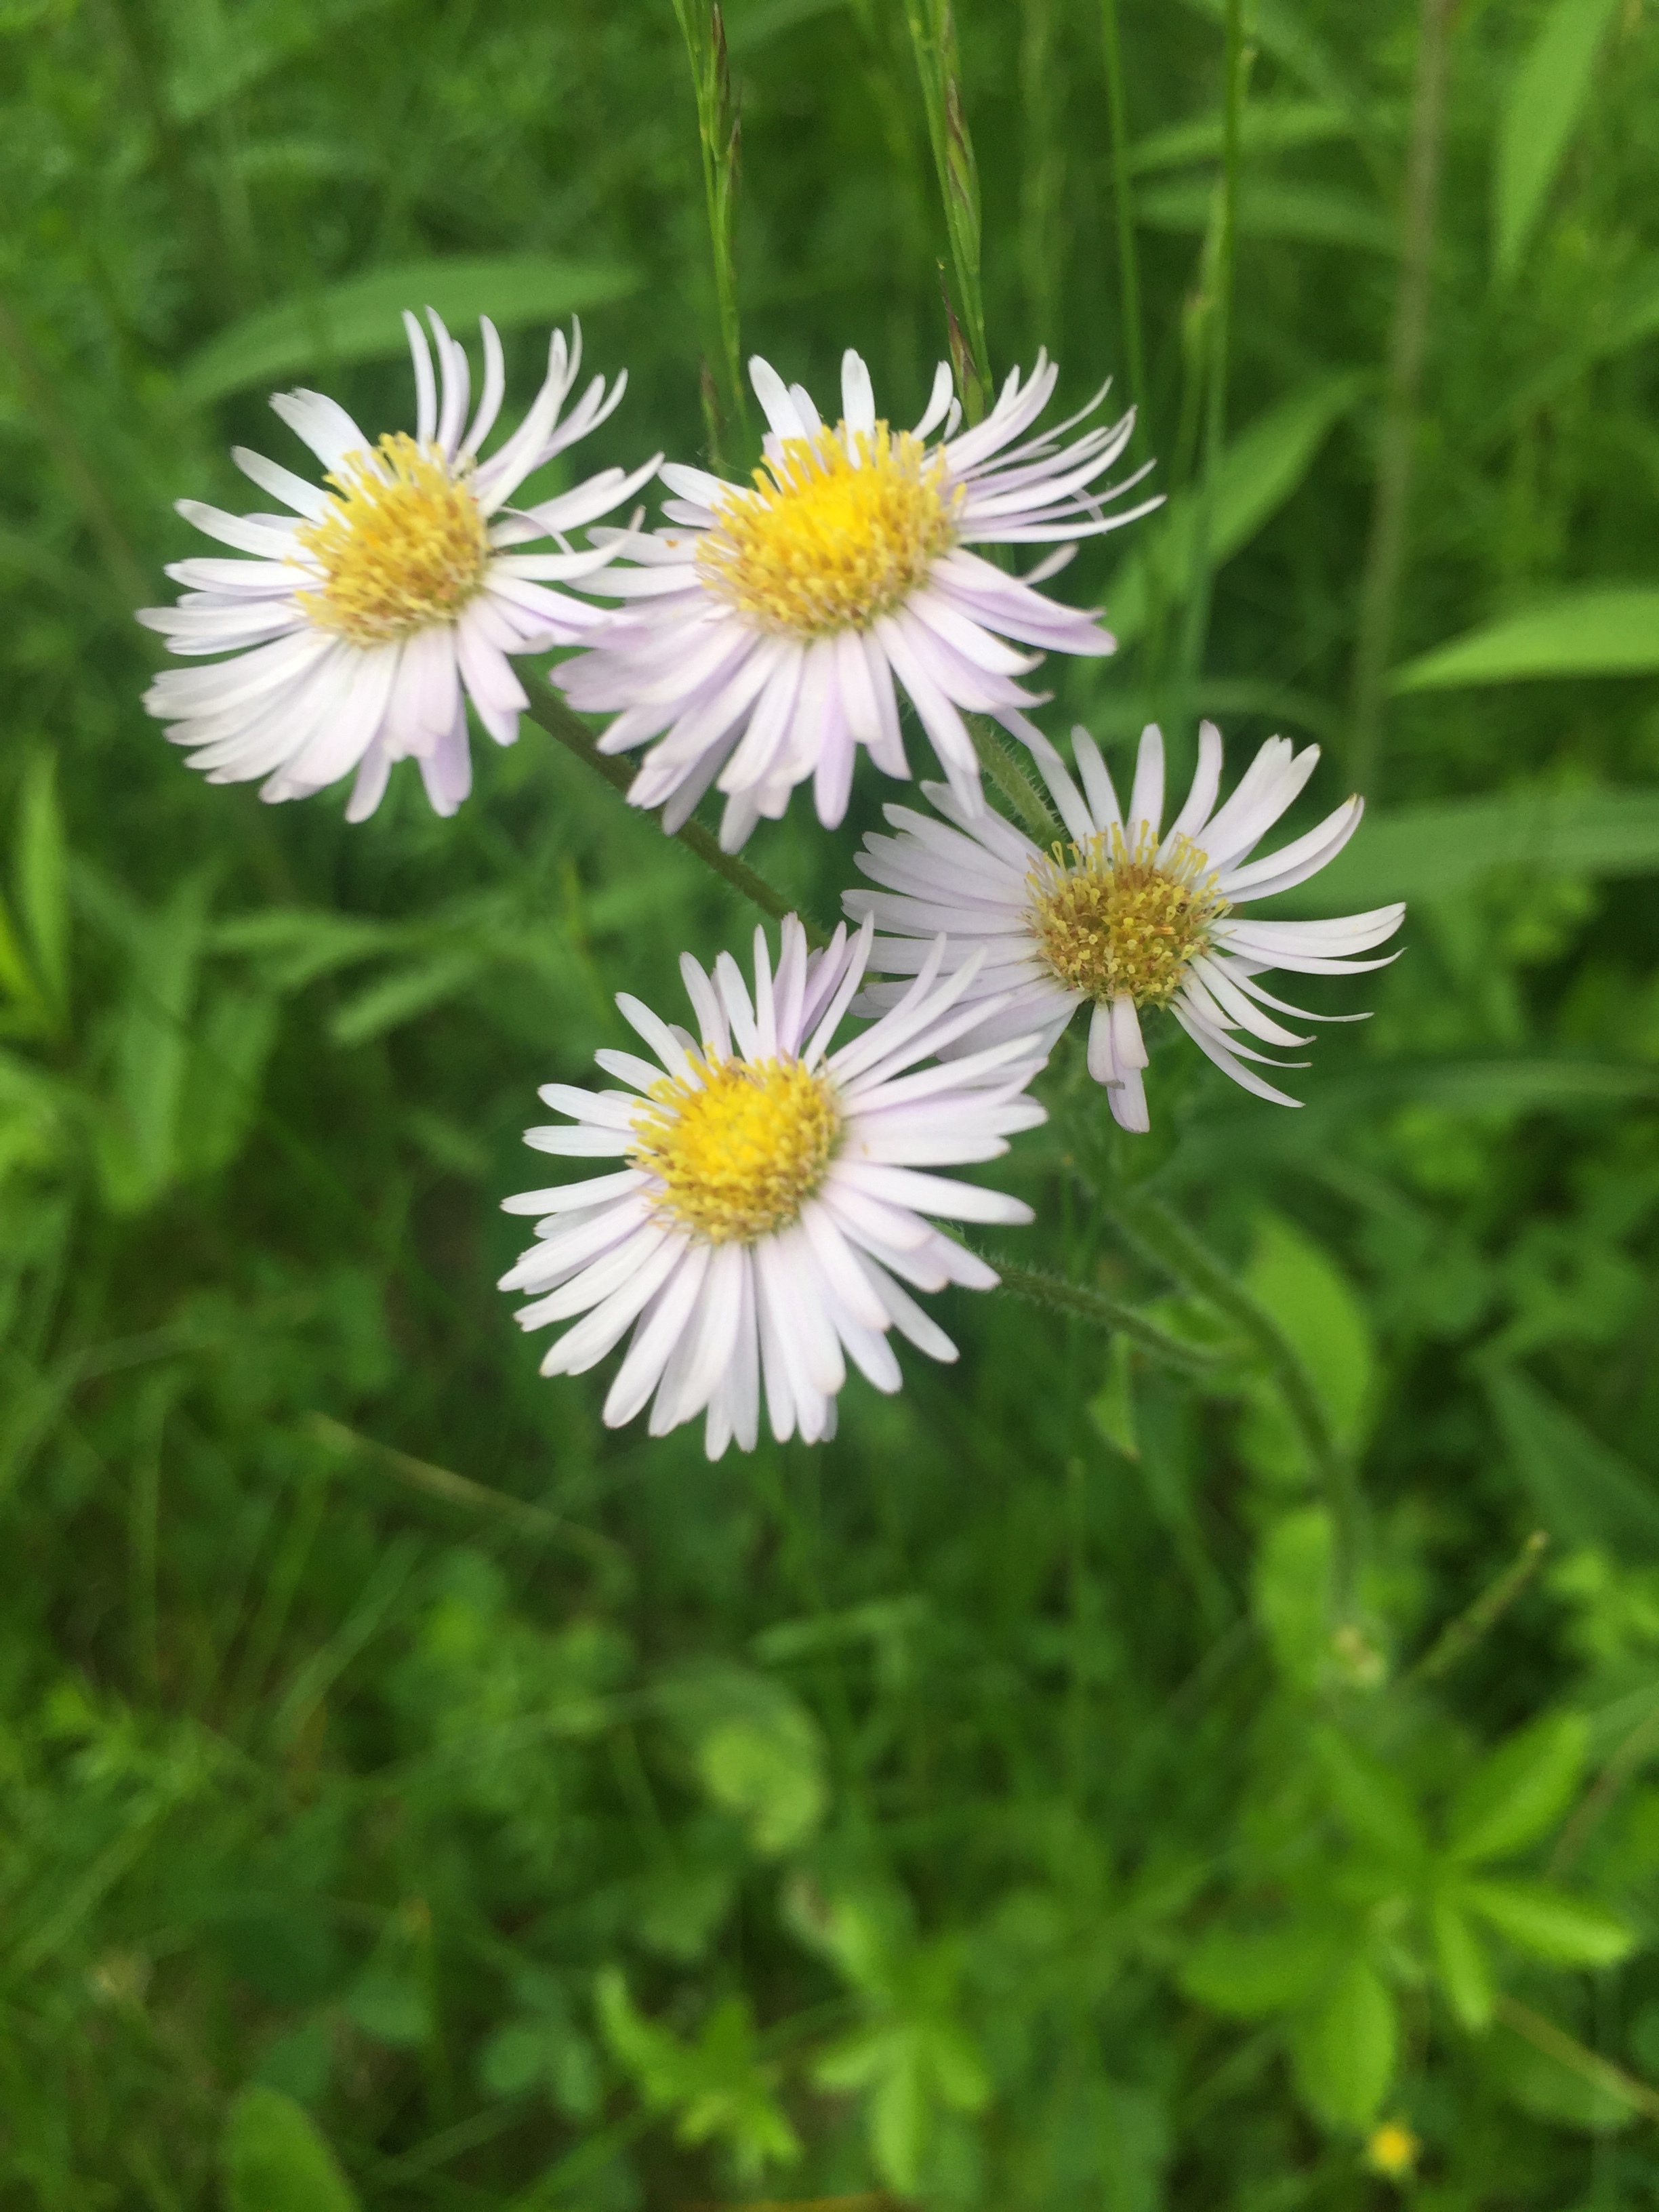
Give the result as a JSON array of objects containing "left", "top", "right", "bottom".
[
  {"left": 1027, "top": 826, "right": 1228, "bottom": 1009},
  {"left": 297, "top": 432, "right": 491, "bottom": 647},
  {"left": 630, "top": 1054, "right": 842, "bottom": 1245},
  {"left": 697, "top": 421, "right": 962, "bottom": 639}
]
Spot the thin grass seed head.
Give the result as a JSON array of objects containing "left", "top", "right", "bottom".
[
  {"left": 296, "top": 433, "right": 491, "bottom": 645},
  {"left": 1026, "top": 825, "right": 1227, "bottom": 1010},
  {"left": 629, "top": 1054, "right": 842, "bottom": 1244},
  {"left": 698, "top": 423, "right": 962, "bottom": 638}
]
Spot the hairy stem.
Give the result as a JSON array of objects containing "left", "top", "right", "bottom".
[
  {"left": 523, "top": 689, "right": 829, "bottom": 947},
  {"left": 968, "top": 717, "right": 1059, "bottom": 844},
  {"left": 1347, "top": 0, "right": 1458, "bottom": 797},
  {"left": 671, "top": 0, "right": 749, "bottom": 453},
  {"left": 994, "top": 1260, "right": 1223, "bottom": 1374}
]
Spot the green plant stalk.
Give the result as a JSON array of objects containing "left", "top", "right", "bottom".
[
  {"left": 967, "top": 717, "right": 1060, "bottom": 844},
  {"left": 672, "top": 0, "right": 749, "bottom": 451},
  {"left": 905, "top": 0, "right": 989, "bottom": 420},
  {"left": 1348, "top": 0, "right": 1458, "bottom": 798},
  {"left": 1098, "top": 0, "right": 1147, "bottom": 437},
  {"left": 1408, "top": 1528, "right": 1549, "bottom": 1683},
  {"left": 1179, "top": 0, "right": 1246, "bottom": 693},
  {"left": 1496, "top": 1998, "right": 1659, "bottom": 2125},
  {"left": 994, "top": 1258, "right": 1225, "bottom": 1374},
  {"left": 1110, "top": 1190, "right": 1362, "bottom": 1610},
  {"left": 524, "top": 689, "right": 829, "bottom": 946},
  {"left": 1550, "top": 1697, "right": 1659, "bottom": 1878}
]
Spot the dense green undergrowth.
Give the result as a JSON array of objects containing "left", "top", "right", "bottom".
[{"left": 3, "top": 0, "right": 1659, "bottom": 2205}]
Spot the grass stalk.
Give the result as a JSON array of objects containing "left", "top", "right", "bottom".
[
  {"left": 1178, "top": 0, "right": 1246, "bottom": 695},
  {"left": 1347, "top": 0, "right": 1458, "bottom": 798},
  {"left": 1408, "top": 1528, "right": 1549, "bottom": 1685},
  {"left": 524, "top": 688, "right": 829, "bottom": 945},
  {"left": 672, "top": 0, "right": 749, "bottom": 457},
  {"left": 1098, "top": 0, "right": 1147, "bottom": 438},
  {"left": 904, "top": 0, "right": 989, "bottom": 419}
]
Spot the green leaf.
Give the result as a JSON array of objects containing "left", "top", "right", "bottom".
[
  {"left": 178, "top": 256, "right": 641, "bottom": 406},
  {"left": 1128, "top": 102, "right": 1357, "bottom": 175},
  {"left": 596, "top": 1972, "right": 800, "bottom": 2180},
  {"left": 1289, "top": 1959, "right": 1397, "bottom": 2132},
  {"left": 1493, "top": 0, "right": 1620, "bottom": 281},
  {"left": 1181, "top": 1923, "right": 1340, "bottom": 2019},
  {"left": 1445, "top": 1713, "right": 1587, "bottom": 1866},
  {"left": 1273, "top": 785, "right": 1659, "bottom": 916},
  {"left": 1460, "top": 1879, "right": 1633, "bottom": 1966},
  {"left": 665, "top": 1664, "right": 827, "bottom": 1857},
  {"left": 329, "top": 952, "right": 485, "bottom": 1047},
  {"left": 1432, "top": 1891, "right": 1494, "bottom": 2032},
  {"left": 1311, "top": 1727, "right": 1427, "bottom": 1867},
  {"left": 1136, "top": 180, "right": 1395, "bottom": 254},
  {"left": 1253, "top": 1506, "right": 1334, "bottom": 1693},
  {"left": 1392, "top": 589, "right": 1659, "bottom": 692},
  {"left": 222, "top": 2085, "right": 361, "bottom": 2212},
  {"left": 1105, "top": 376, "right": 1366, "bottom": 645},
  {"left": 14, "top": 751, "right": 68, "bottom": 1027},
  {"left": 1486, "top": 1366, "right": 1659, "bottom": 1557},
  {"left": 1240, "top": 1214, "right": 1377, "bottom": 1464}
]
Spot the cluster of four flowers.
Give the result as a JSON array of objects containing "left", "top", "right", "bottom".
[{"left": 142, "top": 312, "right": 1403, "bottom": 1456}]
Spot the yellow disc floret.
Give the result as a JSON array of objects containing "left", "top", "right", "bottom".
[
  {"left": 297, "top": 433, "right": 490, "bottom": 646},
  {"left": 697, "top": 421, "right": 961, "bottom": 638},
  {"left": 630, "top": 1054, "right": 841, "bottom": 1244},
  {"left": 1027, "top": 826, "right": 1227, "bottom": 1008}
]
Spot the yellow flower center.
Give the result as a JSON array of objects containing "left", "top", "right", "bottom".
[
  {"left": 296, "top": 432, "right": 490, "bottom": 646},
  {"left": 630, "top": 1054, "right": 841, "bottom": 1245},
  {"left": 697, "top": 421, "right": 960, "bottom": 638},
  {"left": 1027, "top": 826, "right": 1227, "bottom": 1008}
]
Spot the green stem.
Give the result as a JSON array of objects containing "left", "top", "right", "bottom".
[
  {"left": 1179, "top": 0, "right": 1246, "bottom": 692},
  {"left": 905, "top": 0, "right": 989, "bottom": 419},
  {"left": 1408, "top": 1528, "right": 1549, "bottom": 1685},
  {"left": 1110, "top": 1191, "right": 1361, "bottom": 1610},
  {"left": 1550, "top": 1696, "right": 1659, "bottom": 1879},
  {"left": 968, "top": 718, "right": 1059, "bottom": 844},
  {"left": 1347, "top": 0, "right": 1458, "bottom": 798},
  {"left": 994, "top": 1259, "right": 1223, "bottom": 1374},
  {"left": 523, "top": 689, "right": 829, "bottom": 947},
  {"left": 671, "top": 0, "right": 749, "bottom": 447},
  {"left": 1098, "top": 0, "right": 1147, "bottom": 438},
  {"left": 1496, "top": 1999, "right": 1659, "bottom": 2127}
]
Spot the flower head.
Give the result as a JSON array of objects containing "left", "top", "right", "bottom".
[
  {"left": 499, "top": 915, "right": 1047, "bottom": 1456},
  {"left": 140, "top": 313, "right": 659, "bottom": 821},
  {"left": 1364, "top": 2120, "right": 1420, "bottom": 2183},
  {"left": 845, "top": 720, "right": 1405, "bottom": 1132},
  {"left": 556, "top": 348, "right": 1158, "bottom": 851}
]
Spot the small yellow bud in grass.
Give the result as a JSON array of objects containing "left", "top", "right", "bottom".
[{"left": 1364, "top": 2119, "right": 1420, "bottom": 2182}]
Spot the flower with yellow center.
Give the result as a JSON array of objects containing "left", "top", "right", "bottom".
[
  {"left": 1364, "top": 2121, "right": 1420, "bottom": 2183},
  {"left": 559, "top": 344, "right": 1161, "bottom": 852},
  {"left": 142, "top": 310, "right": 659, "bottom": 822},
  {"left": 500, "top": 916, "right": 1047, "bottom": 1458},
  {"left": 698, "top": 423, "right": 961, "bottom": 638},
  {"left": 297, "top": 433, "right": 491, "bottom": 646},
  {"left": 1027, "top": 826, "right": 1227, "bottom": 1012},
  {"left": 630, "top": 1054, "right": 842, "bottom": 1245},
  {"left": 846, "top": 718, "right": 1405, "bottom": 1133}
]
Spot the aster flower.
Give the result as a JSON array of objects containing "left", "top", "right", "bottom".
[
  {"left": 140, "top": 313, "right": 659, "bottom": 820},
  {"left": 555, "top": 347, "right": 1159, "bottom": 851},
  {"left": 844, "top": 720, "right": 1405, "bottom": 1132},
  {"left": 499, "top": 914, "right": 1046, "bottom": 1457}
]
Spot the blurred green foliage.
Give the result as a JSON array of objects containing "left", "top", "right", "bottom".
[{"left": 3, "top": 0, "right": 1659, "bottom": 2204}]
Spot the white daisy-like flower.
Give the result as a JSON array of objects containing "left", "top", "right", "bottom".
[
  {"left": 844, "top": 720, "right": 1406, "bottom": 1132},
  {"left": 499, "top": 914, "right": 1046, "bottom": 1458},
  {"left": 140, "top": 313, "right": 660, "bottom": 820},
  {"left": 554, "top": 347, "right": 1159, "bottom": 851}
]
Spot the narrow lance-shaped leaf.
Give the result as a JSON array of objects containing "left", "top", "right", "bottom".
[{"left": 1493, "top": 0, "right": 1621, "bottom": 281}]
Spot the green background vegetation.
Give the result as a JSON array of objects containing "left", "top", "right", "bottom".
[{"left": 4, "top": 0, "right": 1659, "bottom": 2203}]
